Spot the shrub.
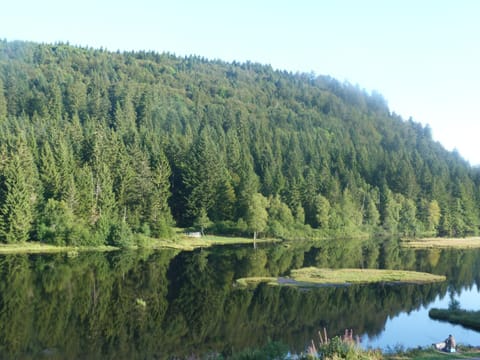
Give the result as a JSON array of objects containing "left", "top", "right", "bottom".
[{"left": 108, "top": 221, "right": 135, "bottom": 247}]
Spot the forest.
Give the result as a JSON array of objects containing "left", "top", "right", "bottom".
[{"left": 0, "top": 40, "right": 479, "bottom": 246}]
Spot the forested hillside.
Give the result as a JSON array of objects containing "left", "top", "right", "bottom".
[{"left": 0, "top": 40, "right": 478, "bottom": 246}]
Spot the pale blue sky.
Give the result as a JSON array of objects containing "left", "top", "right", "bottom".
[{"left": 1, "top": 0, "right": 479, "bottom": 164}]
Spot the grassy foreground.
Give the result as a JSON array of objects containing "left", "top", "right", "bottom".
[
  {"left": 385, "top": 346, "right": 480, "bottom": 360},
  {"left": 227, "top": 333, "right": 480, "bottom": 359},
  {"left": 402, "top": 237, "right": 480, "bottom": 249},
  {"left": 236, "top": 267, "right": 446, "bottom": 288}
]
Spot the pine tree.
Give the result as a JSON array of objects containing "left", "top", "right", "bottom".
[
  {"left": 399, "top": 198, "right": 418, "bottom": 236},
  {"left": 364, "top": 195, "right": 380, "bottom": 227},
  {"left": 181, "top": 127, "right": 224, "bottom": 223},
  {"left": 314, "top": 194, "right": 331, "bottom": 230},
  {"left": 92, "top": 162, "right": 116, "bottom": 243},
  {"left": 147, "top": 149, "right": 173, "bottom": 237},
  {"left": 427, "top": 200, "right": 441, "bottom": 233},
  {"left": 379, "top": 185, "right": 401, "bottom": 233},
  {"left": 39, "top": 142, "right": 61, "bottom": 200},
  {"left": 0, "top": 136, "right": 39, "bottom": 243},
  {"left": 0, "top": 78, "right": 7, "bottom": 121}
]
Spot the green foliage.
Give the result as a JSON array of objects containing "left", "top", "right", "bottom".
[
  {"left": 267, "top": 195, "right": 294, "bottom": 238},
  {"left": 36, "top": 199, "right": 90, "bottom": 246},
  {"left": 194, "top": 207, "right": 213, "bottom": 235},
  {"left": 0, "top": 40, "right": 479, "bottom": 244},
  {"left": 318, "top": 336, "right": 352, "bottom": 359},
  {"left": 428, "top": 200, "right": 441, "bottom": 232},
  {"left": 0, "top": 136, "right": 39, "bottom": 243},
  {"left": 0, "top": 77, "right": 7, "bottom": 120},
  {"left": 246, "top": 193, "right": 269, "bottom": 240},
  {"left": 150, "top": 215, "right": 175, "bottom": 239},
  {"left": 107, "top": 220, "right": 134, "bottom": 247}
]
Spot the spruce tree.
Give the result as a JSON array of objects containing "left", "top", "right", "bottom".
[
  {"left": 0, "top": 137, "right": 39, "bottom": 243},
  {"left": 0, "top": 78, "right": 7, "bottom": 121}
]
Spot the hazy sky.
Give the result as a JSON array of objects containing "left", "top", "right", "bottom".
[{"left": 1, "top": 0, "right": 479, "bottom": 164}]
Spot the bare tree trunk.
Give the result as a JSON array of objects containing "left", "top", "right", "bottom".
[{"left": 253, "top": 231, "right": 257, "bottom": 249}]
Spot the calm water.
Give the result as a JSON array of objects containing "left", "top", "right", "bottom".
[
  {"left": 363, "top": 286, "right": 480, "bottom": 350},
  {"left": 0, "top": 238, "right": 479, "bottom": 359}
]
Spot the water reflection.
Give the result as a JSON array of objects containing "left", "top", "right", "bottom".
[
  {"left": 364, "top": 286, "right": 480, "bottom": 350},
  {"left": 0, "top": 239, "right": 479, "bottom": 358}
]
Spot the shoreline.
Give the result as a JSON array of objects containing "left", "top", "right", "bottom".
[
  {"left": 3, "top": 235, "right": 480, "bottom": 255},
  {"left": 402, "top": 236, "right": 480, "bottom": 249},
  {"left": 0, "top": 235, "right": 280, "bottom": 255}
]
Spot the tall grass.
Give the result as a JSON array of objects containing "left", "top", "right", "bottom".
[{"left": 304, "top": 328, "right": 382, "bottom": 360}]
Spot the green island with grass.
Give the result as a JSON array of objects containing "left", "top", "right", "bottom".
[
  {"left": 402, "top": 237, "right": 480, "bottom": 249},
  {"left": 236, "top": 267, "right": 446, "bottom": 288},
  {"left": 429, "top": 308, "right": 480, "bottom": 332}
]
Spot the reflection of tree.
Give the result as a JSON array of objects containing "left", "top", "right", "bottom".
[
  {"left": 166, "top": 251, "right": 230, "bottom": 343},
  {"left": 0, "top": 255, "right": 34, "bottom": 355},
  {"left": 0, "top": 243, "right": 479, "bottom": 358}
]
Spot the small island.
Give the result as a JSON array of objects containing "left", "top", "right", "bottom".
[{"left": 236, "top": 267, "right": 446, "bottom": 288}]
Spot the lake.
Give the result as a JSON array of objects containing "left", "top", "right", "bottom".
[{"left": 0, "top": 238, "right": 479, "bottom": 358}]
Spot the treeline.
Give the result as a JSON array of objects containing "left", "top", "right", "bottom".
[{"left": 0, "top": 40, "right": 479, "bottom": 245}]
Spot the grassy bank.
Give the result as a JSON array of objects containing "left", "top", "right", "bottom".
[
  {"left": 236, "top": 267, "right": 446, "bottom": 288},
  {"left": 402, "top": 237, "right": 480, "bottom": 249},
  {"left": 136, "top": 234, "right": 280, "bottom": 251},
  {"left": 227, "top": 335, "right": 480, "bottom": 359},
  {"left": 0, "top": 234, "right": 278, "bottom": 255},
  {"left": 429, "top": 308, "right": 480, "bottom": 332},
  {"left": 227, "top": 339, "right": 480, "bottom": 359},
  {"left": 0, "top": 242, "right": 118, "bottom": 254}
]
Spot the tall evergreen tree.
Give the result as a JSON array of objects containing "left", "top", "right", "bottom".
[
  {"left": 0, "top": 78, "right": 7, "bottom": 121},
  {"left": 0, "top": 136, "right": 39, "bottom": 243},
  {"left": 181, "top": 126, "right": 224, "bottom": 224}
]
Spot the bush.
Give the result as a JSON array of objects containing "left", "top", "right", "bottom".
[
  {"left": 209, "top": 220, "right": 249, "bottom": 237},
  {"left": 151, "top": 215, "right": 175, "bottom": 238},
  {"left": 107, "top": 221, "right": 135, "bottom": 247},
  {"left": 318, "top": 336, "right": 352, "bottom": 359},
  {"left": 36, "top": 199, "right": 91, "bottom": 246}
]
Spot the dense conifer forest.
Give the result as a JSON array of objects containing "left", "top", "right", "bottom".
[{"left": 0, "top": 40, "right": 479, "bottom": 246}]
